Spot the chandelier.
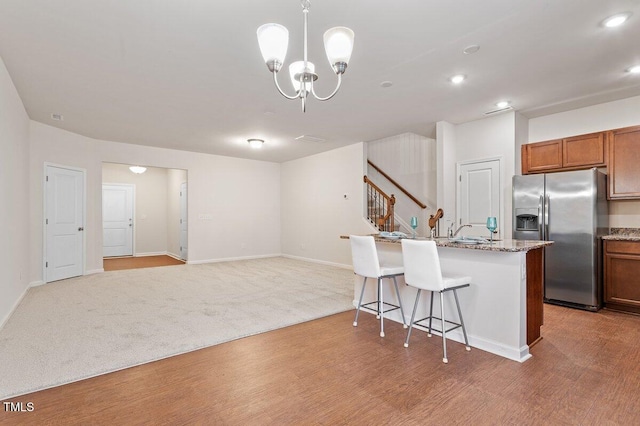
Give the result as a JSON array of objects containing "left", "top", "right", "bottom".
[{"left": 256, "top": 0, "right": 354, "bottom": 112}]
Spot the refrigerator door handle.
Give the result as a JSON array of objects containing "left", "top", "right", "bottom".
[
  {"left": 544, "top": 194, "right": 550, "bottom": 241},
  {"left": 538, "top": 195, "right": 544, "bottom": 240}
]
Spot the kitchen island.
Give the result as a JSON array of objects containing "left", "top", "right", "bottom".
[{"left": 341, "top": 236, "right": 553, "bottom": 362}]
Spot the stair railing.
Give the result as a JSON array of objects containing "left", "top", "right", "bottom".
[
  {"left": 367, "top": 160, "right": 427, "bottom": 209},
  {"left": 364, "top": 175, "right": 396, "bottom": 231}
]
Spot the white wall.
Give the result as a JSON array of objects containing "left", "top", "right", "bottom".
[
  {"left": 529, "top": 96, "right": 640, "bottom": 142},
  {"left": 436, "top": 121, "right": 457, "bottom": 236},
  {"left": 437, "top": 112, "right": 517, "bottom": 239},
  {"left": 366, "top": 132, "right": 436, "bottom": 236},
  {"left": 281, "top": 143, "right": 374, "bottom": 267},
  {"left": 529, "top": 95, "right": 640, "bottom": 228},
  {"left": 29, "top": 122, "right": 281, "bottom": 284},
  {"left": 0, "top": 57, "right": 30, "bottom": 327}
]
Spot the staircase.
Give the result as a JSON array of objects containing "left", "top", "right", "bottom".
[
  {"left": 364, "top": 175, "right": 397, "bottom": 232},
  {"left": 364, "top": 160, "right": 428, "bottom": 234}
]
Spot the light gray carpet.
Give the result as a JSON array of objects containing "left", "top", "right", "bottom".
[{"left": 0, "top": 257, "right": 354, "bottom": 399}]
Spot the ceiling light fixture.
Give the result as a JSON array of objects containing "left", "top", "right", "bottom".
[
  {"left": 626, "top": 65, "right": 640, "bottom": 74},
  {"left": 450, "top": 74, "right": 466, "bottom": 84},
  {"left": 496, "top": 101, "right": 510, "bottom": 108},
  {"left": 129, "top": 166, "right": 147, "bottom": 174},
  {"left": 603, "top": 12, "right": 631, "bottom": 28},
  {"left": 248, "top": 139, "right": 264, "bottom": 149},
  {"left": 257, "top": 0, "right": 354, "bottom": 112}
]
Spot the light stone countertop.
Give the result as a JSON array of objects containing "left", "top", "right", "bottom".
[
  {"left": 603, "top": 228, "right": 640, "bottom": 241},
  {"left": 341, "top": 235, "right": 553, "bottom": 252}
]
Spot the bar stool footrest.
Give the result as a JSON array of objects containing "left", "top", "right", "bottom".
[
  {"left": 361, "top": 301, "right": 401, "bottom": 315},
  {"left": 411, "top": 316, "right": 463, "bottom": 335}
]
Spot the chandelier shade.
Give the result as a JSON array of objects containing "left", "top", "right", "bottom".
[
  {"left": 289, "top": 61, "right": 315, "bottom": 93},
  {"left": 256, "top": 0, "right": 354, "bottom": 112},
  {"left": 323, "top": 27, "right": 354, "bottom": 70},
  {"left": 256, "top": 23, "right": 289, "bottom": 71}
]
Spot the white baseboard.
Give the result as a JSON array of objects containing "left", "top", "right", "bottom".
[
  {"left": 187, "top": 253, "right": 281, "bottom": 265},
  {"left": 30, "top": 280, "right": 45, "bottom": 287},
  {"left": 0, "top": 285, "right": 30, "bottom": 331},
  {"left": 281, "top": 254, "right": 352, "bottom": 270},
  {"left": 166, "top": 252, "right": 184, "bottom": 261},
  {"left": 134, "top": 251, "right": 167, "bottom": 257}
]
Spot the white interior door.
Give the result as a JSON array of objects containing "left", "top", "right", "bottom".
[
  {"left": 180, "top": 182, "right": 188, "bottom": 260},
  {"left": 457, "top": 158, "right": 501, "bottom": 238},
  {"left": 103, "top": 184, "right": 134, "bottom": 257},
  {"left": 45, "top": 165, "right": 85, "bottom": 282}
]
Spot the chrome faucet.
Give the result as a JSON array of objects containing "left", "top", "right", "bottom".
[{"left": 448, "top": 223, "right": 472, "bottom": 238}]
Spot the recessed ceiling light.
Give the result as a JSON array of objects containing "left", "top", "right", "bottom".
[
  {"left": 51, "top": 113, "right": 64, "bottom": 121},
  {"left": 450, "top": 74, "right": 466, "bottom": 84},
  {"left": 463, "top": 45, "right": 480, "bottom": 55},
  {"left": 626, "top": 65, "right": 640, "bottom": 74},
  {"left": 380, "top": 81, "right": 393, "bottom": 88},
  {"left": 496, "top": 101, "right": 510, "bottom": 108},
  {"left": 248, "top": 139, "right": 264, "bottom": 149},
  {"left": 603, "top": 12, "right": 631, "bottom": 28}
]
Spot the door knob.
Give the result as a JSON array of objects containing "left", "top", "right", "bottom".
[{"left": 78, "top": 227, "right": 84, "bottom": 231}]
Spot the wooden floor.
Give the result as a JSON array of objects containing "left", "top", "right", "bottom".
[
  {"left": 103, "top": 255, "right": 185, "bottom": 271},
  {"left": 1, "top": 304, "right": 639, "bottom": 425}
]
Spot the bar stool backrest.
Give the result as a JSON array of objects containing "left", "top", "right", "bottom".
[
  {"left": 401, "top": 240, "right": 444, "bottom": 291},
  {"left": 350, "top": 236, "right": 382, "bottom": 279}
]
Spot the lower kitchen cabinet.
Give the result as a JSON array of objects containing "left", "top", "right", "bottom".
[{"left": 604, "top": 240, "right": 640, "bottom": 314}]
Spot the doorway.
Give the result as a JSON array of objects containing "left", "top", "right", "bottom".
[
  {"left": 456, "top": 158, "right": 502, "bottom": 238},
  {"left": 44, "top": 164, "right": 85, "bottom": 283},
  {"left": 101, "top": 163, "right": 188, "bottom": 268}
]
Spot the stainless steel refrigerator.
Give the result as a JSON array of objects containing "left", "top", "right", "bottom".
[{"left": 512, "top": 168, "right": 609, "bottom": 311}]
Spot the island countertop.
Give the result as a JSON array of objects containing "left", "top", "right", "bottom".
[{"left": 340, "top": 235, "right": 553, "bottom": 252}]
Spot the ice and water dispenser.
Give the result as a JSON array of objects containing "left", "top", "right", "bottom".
[
  {"left": 514, "top": 208, "right": 540, "bottom": 240},
  {"left": 515, "top": 208, "right": 538, "bottom": 231}
]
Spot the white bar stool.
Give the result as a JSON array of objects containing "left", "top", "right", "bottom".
[
  {"left": 349, "top": 235, "right": 407, "bottom": 337},
  {"left": 401, "top": 239, "right": 471, "bottom": 363}
]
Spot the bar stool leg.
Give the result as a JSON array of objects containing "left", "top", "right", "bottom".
[
  {"left": 379, "top": 278, "right": 385, "bottom": 337},
  {"left": 440, "top": 291, "right": 448, "bottom": 364},
  {"left": 353, "top": 276, "right": 367, "bottom": 327},
  {"left": 453, "top": 289, "right": 471, "bottom": 351},
  {"left": 404, "top": 289, "right": 421, "bottom": 347},
  {"left": 393, "top": 276, "right": 408, "bottom": 328},
  {"left": 427, "top": 290, "right": 435, "bottom": 337},
  {"left": 376, "top": 278, "right": 381, "bottom": 319}
]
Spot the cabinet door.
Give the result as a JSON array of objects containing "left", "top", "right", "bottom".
[
  {"left": 563, "top": 132, "right": 606, "bottom": 168},
  {"left": 523, "top": 139, "right": 562, "bottom": 174},
  {"left": 604, "top": 241, "right": 640, "bottom": 314},
  {"left": 608, "top": 125, "right": 640, "bottom": 199}
]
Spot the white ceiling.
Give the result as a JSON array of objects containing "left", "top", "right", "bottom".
[{"left": 1, "top": 0, "right": 639, "bottom": 163}]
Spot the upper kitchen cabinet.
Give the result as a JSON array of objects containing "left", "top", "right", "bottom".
[
  {"left": 521, "top": 139, "right": 562, "bottom": 174},
  {"left": 608, "top": 125, "right": 640, "bottom": 200},
  {"left": 522, "top": 132, "right": 607, "bottom": 175}
]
